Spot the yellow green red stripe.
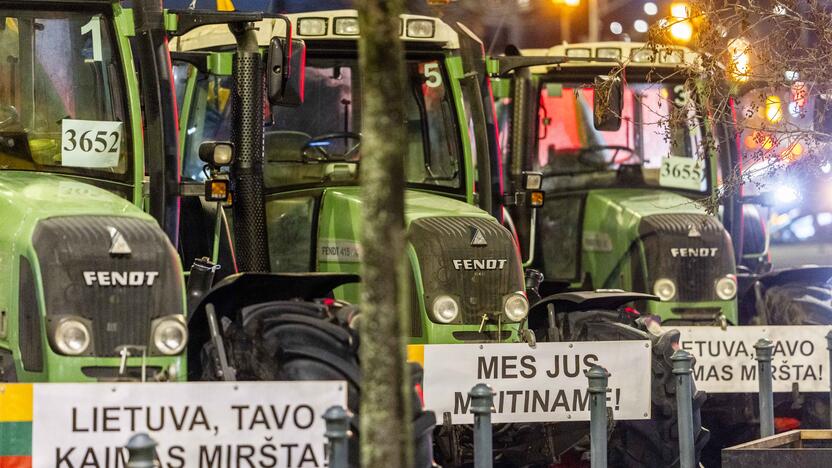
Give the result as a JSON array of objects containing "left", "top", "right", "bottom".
[
  {"left": 0, "top": 422, "right": 31, "bottom": 456},
  {"left": 0, "top": 385, "right": 32, "bottom": 422},
  {"left": 0, "top": 456, "right": 32, "bottom": 468},
  {"left": 0, "top": 385, "right": 32, "bottom": 464}
]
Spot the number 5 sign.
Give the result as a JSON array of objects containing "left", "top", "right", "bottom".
[{"left": 61, "top": 119, "right": 122, "bottom": 168}]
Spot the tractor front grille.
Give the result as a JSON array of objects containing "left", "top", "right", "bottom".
[
  {"left": 32, "top": 216, "right": 183, "bottom": 356},
  {"left": 639, "top": 213, "right": 735, "bottom": 302},
  {"left": 409, "top": 217, "right": 524, "bottom": 324}
]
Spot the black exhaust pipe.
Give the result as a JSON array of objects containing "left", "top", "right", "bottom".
[
  {"left": 134, "top": 0, "right": 181, "bottom": 247},
  {"left": 229, "top": 22, "right": 270, "bottom": 273}
]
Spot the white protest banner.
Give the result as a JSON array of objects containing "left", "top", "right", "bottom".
[
  {"left": 669, "top": 325, "right": 832, "bottom": 393},
  {"left": 30, "top": 381, "right": 346, "bottom": 468},
  {"left": 416, "top": 341, "right": 651, "bottom": 424}
]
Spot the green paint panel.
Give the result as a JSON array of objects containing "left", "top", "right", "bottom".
[{"left": 0, "top": 422, "right": 31, "bottom": 457}]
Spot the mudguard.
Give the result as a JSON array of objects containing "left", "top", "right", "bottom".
[
  {"left": 187, "top": 272, "right": 360, "bottom": 364},
  {"left": 189, "top": 272, "right": 360, "bottom": 324},
  {"left": 529, "top": 290, "right": 659, "bottom": 315},
  {"left": 757, "top": 265, "right": 832, "bottom": 287}
]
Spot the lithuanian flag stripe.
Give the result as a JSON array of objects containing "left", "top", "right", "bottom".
[
  {"left": 0, "top": 422, "right": 31, "bottom": 456},
  {"left": 0, "top": 385, "right": 33, "bottom": 459},
  {"left": 407, "top": 344, "right": 425, "bottom": 367},
  {"left": 0, "top": 455, "right": 32, "bottom": 468},
  {"left": 0, "top": 385, "right": 32, "bottom": 422}
]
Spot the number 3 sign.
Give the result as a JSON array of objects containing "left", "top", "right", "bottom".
[{"left": 61, "top": 119, "right": 122, "bottom": 168}]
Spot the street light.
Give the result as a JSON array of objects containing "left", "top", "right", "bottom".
[
  {"left": 728, "top": 37, "right": 751, "bottom": 82},
  {"left": 669, "top": 3, "right": 693, "bottom": 43}
]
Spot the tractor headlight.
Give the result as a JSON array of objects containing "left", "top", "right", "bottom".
[
  {"left": 653, "top": 278, "right": 677, "bottom": 301},
  {"left": 151, "top": 316, "right": 187, "bottom": 355},
  {"left": 53, "top": 317, "right": 91, "bottom": 356},
  {"left": 503, "top": 292, "right": 529, "bottom": 322},
  {"left": 432, "top": 295, "right": 459, "bottom": 323},
  {"left": 715, "top": 275, "right": 738, "bottom": 300}
]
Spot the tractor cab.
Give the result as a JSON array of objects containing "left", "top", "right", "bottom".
[
  {"left": 495, "top": 42, "right": 738, "bottom": 326},
  {"left": 0, "top": 4, "right": 143, "bottom": 201},
  {"left": 172, "top": 10, "right": 529, "bottom": 345}
]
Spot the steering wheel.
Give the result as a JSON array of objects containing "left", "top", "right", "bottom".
[
  {"left": 577, "top": 145, "right": 637, "bottom": 169},
  {"left": 301, "top": 132, "right": 362, "bottom": 162},
  {"left": 0, "top": 105, "right": 20, "bottom": 131}
]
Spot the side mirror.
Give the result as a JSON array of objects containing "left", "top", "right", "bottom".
[
  {"left": 593, "top": 75, "right": 623, "bottom": 131},
  {"left": 267, "top": 37, "right": 306, "bottom": 107}
]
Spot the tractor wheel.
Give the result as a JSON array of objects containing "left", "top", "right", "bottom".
[
  {"left": 199, "top": 300, "right": 435, "bottom": 468},
  {"left": 524, "top": 311, "right": 709, "bottom": 467},
  {"left": 763, "top": 282, "right": 832, "bottom": 326},
  {"left": 762, "top": 282, "right": 832, "bottom": 429},
  {"left": 607, "top": 329, "right": 710, "bottom": 468}
]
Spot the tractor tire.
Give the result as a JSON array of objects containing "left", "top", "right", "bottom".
[
  {"left": 608, "top": 329, "right": 710, "bottom": 468},
  {"left": 762, "top": 281, "right": 832, "bottom": 429},
  {"left": 199, "top": 300, "right": 435, "bottom": 468},
  {"left": 559, "top": 311, "right": 709, "bottom": 468},
  {"left": 763, "top": 282, "right": 832, "bottom": 326}
]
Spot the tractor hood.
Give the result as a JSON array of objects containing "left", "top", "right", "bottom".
[
  {"left": 584, "top": 188, "right": 736, "bottom": 303},
  {"left": 0, "top": 172, "right": 185, "bottom": 381},
  {"left": 317, "top": 187, "right": 526, "bottom": 327},
  {"left": 319, "top": 186, "right": 496, "bottom": 227},
  {"left": 0, "top": 172, "right": 148, "bottom": 222},
  {"left": 587, "top": 188, "right": 709, "bottom": 235}
]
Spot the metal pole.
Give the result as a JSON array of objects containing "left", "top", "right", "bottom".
[
  {"left": 827, "top": 331, "right": 832, "bottom": 428},
  {"left": 125, "top": 433, "right": 157, "bottom": 468},
  {"left": 560, "top": 7, "right": 571, "bottom": 43},
  {"left": 586, "top": 365, "right": 609, "bottom": 468},
  {"left": 671, "top": 349, "right": 695, "bottom": 468},
  {"left": 323, "top": 406, "right": 352, "bottom": 468},
  {"left": 755, "top": 338, "right": 775, "bottom": 438},
  {"left": 470, "top": 383, "right": 494, "bottom": 468}
]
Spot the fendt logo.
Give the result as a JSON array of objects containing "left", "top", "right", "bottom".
[
  {"left": 83, "top": 271, "right": 160, "bottom": 287},
  {"left": 470, "top": 227, "right": 488, "bottom": 247},
  {"left": 671, "top": 248, "right": 719, "bottom": 258},
  {"left": 452, "top": 259, "right": 508, "bottom": 271},
  {"left": 107, "top": 226, "right": 132, "bottom": 256}
]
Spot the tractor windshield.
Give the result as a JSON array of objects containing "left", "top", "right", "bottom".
[
  {"left": 0, "top": 10, "right": 130, "bottom": 181},
  {"left": 535, "top": 78, "right": 708, "bottom": 193},
  {"left": 182, "top": 54, "right": 463, "bottom": 193}
]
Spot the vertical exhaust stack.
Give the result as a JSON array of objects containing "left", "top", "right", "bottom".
[
  {"left": 229, "top": 22, "right": 270, "bottom": 272},
  {"left": 134, "top": 0, "right": 181, "bottom": 246}
]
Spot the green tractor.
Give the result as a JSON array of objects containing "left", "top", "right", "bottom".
[
  {"left": 0, "top": 0, "right": 188, "bottom": 382},
  {"left": 495, "top": 42, "right": 739, "bottom": 327},
  {"left": 171, "top": 10, "right": 531, "bottom": 347},
  {"left": 494, "top": 41, "right": 832, "bottom": 462},
  {"left": 170, "top": 15, "right": 722, "bottom": 465}
]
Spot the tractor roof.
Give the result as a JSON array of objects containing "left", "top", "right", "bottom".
[
  {"left": 174, "top": 9, "right": 460, "bottom": 52},
  {"left": 523, "top": 41, "right": 700, "bottom": 73}
]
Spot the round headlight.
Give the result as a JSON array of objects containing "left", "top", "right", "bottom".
[
  {"left": 715, "top": 275, "right": 738, "bottom": 300},
  {"left": 653, "top": 278, "right": 677, "bottom": 302},
  {"left": 54, "top": 318, "right": 90, "bottom": 355},
  {"left": 504, "top": 292, "right": 529, "bottom": 322},
  {"left": 432, "top": 296, "right": 459, "bottom": 324},
  {"left": 153, "top": 317, "right": 188, "bottom": 355}
]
